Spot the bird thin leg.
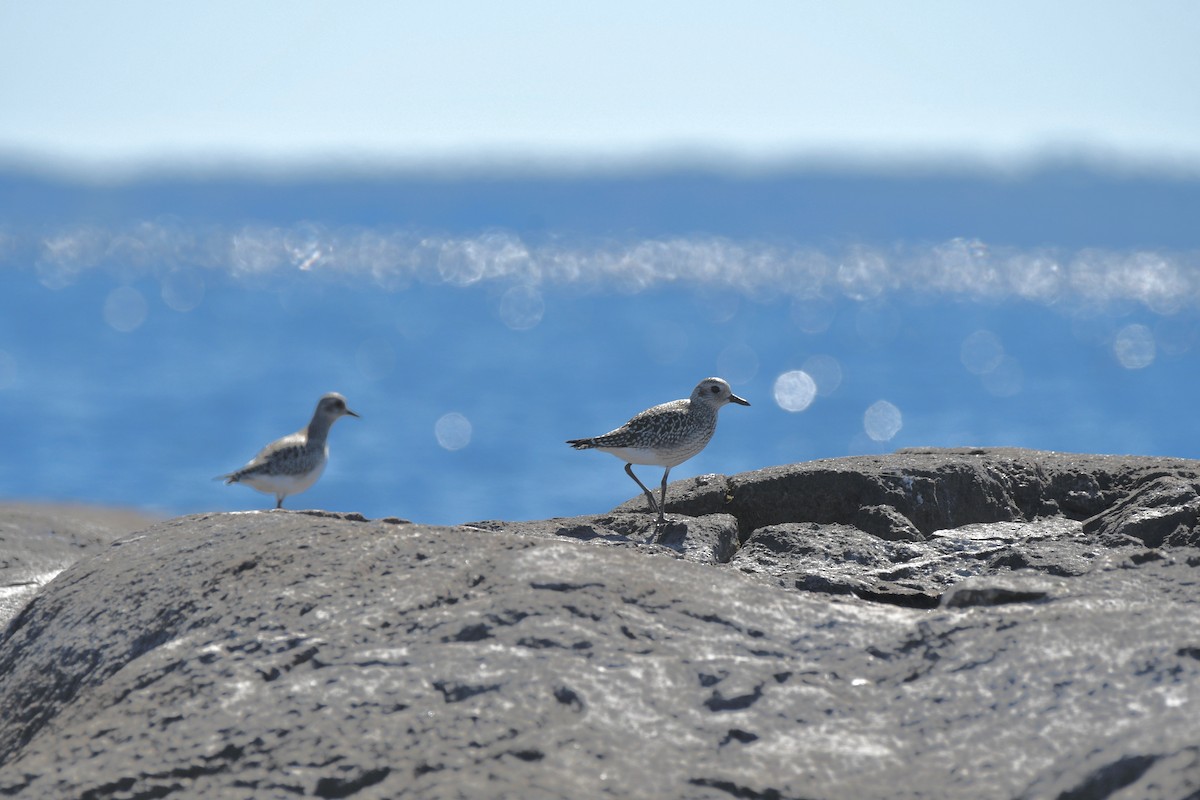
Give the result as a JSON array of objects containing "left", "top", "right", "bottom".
[
  {"left": 624, "top": 463, "right": 659, "bottom": 513},
  {"left": 276, "top": 496, "right": 284, "bottom": 510},
  {"left": 657, "top": 467, "right": 671, "bottom": 526}
]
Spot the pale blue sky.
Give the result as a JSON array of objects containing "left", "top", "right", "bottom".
[{"left": 2, "top": 1, "right": 1198, "bottom": 172}]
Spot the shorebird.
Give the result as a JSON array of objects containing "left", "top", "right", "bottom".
[
  {"left": 567, "top": 377, "right": 749, "bottom": 526},
  {"left": 220, "top": 392, "right": 359, "bottom": 509}
]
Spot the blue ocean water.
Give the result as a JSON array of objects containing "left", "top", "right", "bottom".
[{"left": 2, "top": 165, "right": 1199, "bottom": 523}]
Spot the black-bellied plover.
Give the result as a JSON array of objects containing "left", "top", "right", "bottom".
[
  {"left": 567, "top": 377, "right": 749, "bottom": 526},
  {"left": 220, "top": 392, "right": 359, "bottom": 509}
]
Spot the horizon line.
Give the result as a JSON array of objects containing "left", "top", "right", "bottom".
[{"left": 4, "top": 141, "right": 1200, "bottom": 184}]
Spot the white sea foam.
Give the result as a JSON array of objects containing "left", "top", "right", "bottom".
[{"left": 12, "top": 224, "right": 1199, "bottom": 312}]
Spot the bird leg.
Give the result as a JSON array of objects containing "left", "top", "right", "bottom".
[
  {"left": 657, "top": 467, "right": 671, "bottom": 527},
  {"left": 624, "top": 463, "right": 659, "bottom": 514}
]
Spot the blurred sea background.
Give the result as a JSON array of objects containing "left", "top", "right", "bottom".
[{"left": 2, "top": 2, "right": 1198, "bottom": 524}]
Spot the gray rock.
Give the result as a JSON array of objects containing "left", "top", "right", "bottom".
[
  {"left": 1083, "top": 474, "right": 1200, "bottom": 547},
  {"left": 641, "top": 447, "right": 1200, "bottom": 546},
  {"left": 3, "top": 449, "right": 1200, "bottom": 799},
  {"left": 854, "top": 503, "right": 925, "bottom": 542},
  {"left": 0, "top": 503, "right": 159, "bottom": 630},
  {"left": 730, "top": 517, "right": 1108, "bottom": 608},
  {"left": 466, "top": 511, "right": 740, "bottom": 565}
]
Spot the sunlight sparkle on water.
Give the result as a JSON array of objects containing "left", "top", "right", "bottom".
[{"left": 9, "top": 225, "right": 1199, "bottom": 312}]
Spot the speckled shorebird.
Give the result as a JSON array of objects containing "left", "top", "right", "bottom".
[
  {"left": 220, "top": 392, "right": 359, "bottom": 509},
  {"left": 567, "top": 377, "right": 749, "bottom": 526}
]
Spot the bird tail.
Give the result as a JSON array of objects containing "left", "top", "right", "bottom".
[
  {"left": 565, "top": 438, "right": 595, "bottom": 450},
  {"left": 214, "top": 472, "right": 238, "bottom": 484}
]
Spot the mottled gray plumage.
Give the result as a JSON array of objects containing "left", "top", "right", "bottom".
[
  {"left": 567, "top": 377, "right": 749, "bottom": 526},
  {"left": 220, "top": 392, "right": 359, "bottom": 509}
]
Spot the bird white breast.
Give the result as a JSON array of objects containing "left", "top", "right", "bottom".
[
  {"left": 240, "top": 460, "right": 327, "bottom": 497},
  {"left": 595, "top": 445, "right": 698, "bottom": 468}
]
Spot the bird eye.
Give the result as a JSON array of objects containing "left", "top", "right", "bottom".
[{"left": 710, "top": 385, "right": 720, "bottom": 394}]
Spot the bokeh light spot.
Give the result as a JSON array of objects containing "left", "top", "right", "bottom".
[
  {"left": 960, "top": 330, "right": 1005, "bottom": 375},
  {"left": 789, "top": 297, "right": 837, "bottom": 334},
  {"left": 1114, "top": 324, "right": 1156, "bottom": 369},
  {"left": 161, "top": 269, "right": 206, "bottom": 312},
  {"left": 980, "top": 356, "right": 1024, "bottom": 397},
  {"left": 1155, "top": 315, "right": 1200, "bottom": 357},
  {"left": 103, "top": 286, "right": 148, "bottom": 332},
  {"left": 695, "top": 290, "right": 740, "bottom": 324},
  {"left": 435, "top": 412, "right": 473, "bottom": 451},
  {"left": 717, "top": 343, "right": 760, "bottom": 385},
  {"left": 773, "top": 370, "right": 817, "bottom": 412},
  {"left": 802, "top": 354, "right": 843, "bottom": 396},
  {"left": 864, "top": 400, "right": 903, "bottom": 442},
  {"left": 498, "top": 284, "right": 545, "bottom": 331}
]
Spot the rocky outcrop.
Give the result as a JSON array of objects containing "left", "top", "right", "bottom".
[
  {"left": 643, "top": 447, "right": 1200, "bottom": 545},
  {"left": 1, "top": 449, "right": 1200, "bottom": 799},
  {"left": 0, "top": 503, "right": 159, "bottom": 630}
]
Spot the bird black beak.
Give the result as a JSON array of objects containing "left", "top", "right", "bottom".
[{"left": 731, "top": 394, "right": 750, "bottom": 406}]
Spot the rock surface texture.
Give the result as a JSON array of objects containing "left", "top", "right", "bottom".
[
  {"left": 0, "top": 503, "right": 159, "bottom": 630},
  {"left": 2, "top": 448, "right": 1200, "bottom": 798}
]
